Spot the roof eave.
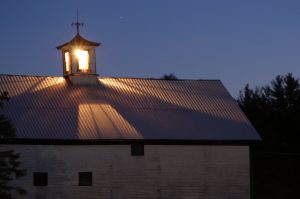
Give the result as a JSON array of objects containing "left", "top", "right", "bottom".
[
  {"left": 0, "top": 138, "right": 261, "bottom": 145},
  {"left": 56, "top": 42, "right": 101, "bottom": 50}
]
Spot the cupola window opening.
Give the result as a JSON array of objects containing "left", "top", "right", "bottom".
[
  {"left": 64, "top": 51, "right": 71, "bottom": 73},
  {"left": 75, "top": 49, "right": 90, "bottom": 72}
]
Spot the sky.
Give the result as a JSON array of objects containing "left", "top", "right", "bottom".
[{"left": 0, "top": 0, "right": 300, "bottom": 97}]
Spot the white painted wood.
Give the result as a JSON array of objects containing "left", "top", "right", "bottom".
[{"left": 1, "top": 145, "right": 249, "bottom": 199}]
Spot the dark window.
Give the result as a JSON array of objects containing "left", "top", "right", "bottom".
[
  {"left": 79, "top": 172, "right": 92, "bottom": 186},
  {"left": 33, "top": 172, "right": 48, "bottom": 186},
  {"left": 131, "top": 143, "right": 144, "bottom": 156}
]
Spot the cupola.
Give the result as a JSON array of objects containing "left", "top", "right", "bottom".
[{"left": 56, "top": 19, "right": 100, "bottom": 85}]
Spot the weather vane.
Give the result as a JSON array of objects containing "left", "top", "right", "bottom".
[{"left": 72, "top": 8, "right": 84, "bottom": 35}]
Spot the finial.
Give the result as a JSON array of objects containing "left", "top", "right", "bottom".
[{"left": 71, "top": 8, "right": 84, "bottom": 35}]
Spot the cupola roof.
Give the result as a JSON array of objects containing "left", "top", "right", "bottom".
[{"left": 56, "top": 33, "right": 100, "bottom": 50}]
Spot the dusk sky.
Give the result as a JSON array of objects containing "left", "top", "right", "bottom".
[{"left": 1, "top": 0, "right": 300, "bottom": 97}]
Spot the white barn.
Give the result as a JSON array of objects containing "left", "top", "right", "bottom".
[{"left": 0, "top": 28, "right": 260, "bottom": 199}]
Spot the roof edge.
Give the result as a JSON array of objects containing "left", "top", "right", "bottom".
[{"left": 0, "top": 138, "right": 260, "bottom": 145}]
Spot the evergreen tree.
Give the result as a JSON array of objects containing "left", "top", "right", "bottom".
[
  {"left": 0, "top": 91, "right": 26, "bottom": 199},
  {"left": 238, "top": 73, "right": 300, "bottom": 148}
]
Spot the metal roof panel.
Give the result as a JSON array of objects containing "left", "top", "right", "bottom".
[{"left": 0, "top": 75, "right": 260, "bottom": 141}]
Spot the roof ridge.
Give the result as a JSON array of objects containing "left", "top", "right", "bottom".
[
  {"left": 0, "top": 74, "right": 220, "bottom": 81},
  {"left": 0, "top": 74, "right": 62, "bottom": 78},
  {"left": 97, "top": 77, "right": 221, "bottom": 82}
]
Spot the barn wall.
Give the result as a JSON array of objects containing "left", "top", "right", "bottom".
[{"left": 2, "top": 145, "right": 250, "bottom": 199}]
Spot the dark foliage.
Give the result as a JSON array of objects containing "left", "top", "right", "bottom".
[
  {"left": 161, "top": 73, "right": 178, "bottom": 80},
  {"left": 0, "top": 91, "right": 26, "bottom": 199},
  {"left": 238, "top": 73, "right": 300, "bottom": 148},
  {"left": 251, "top": 151, "right": 300, "bottom": 199},
  {"left": 239, "top": 74, "right": 300, "bottom": 198}
]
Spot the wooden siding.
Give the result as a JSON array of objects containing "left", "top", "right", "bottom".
[{"left": 3, "top": 145, "right": 250, "bottom": 199}]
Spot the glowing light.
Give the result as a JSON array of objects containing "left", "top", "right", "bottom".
[
  {"left": 100, "top": 79, "right": 247, "bottom": 123},
  {"left": 78, "top": 104, "right": 142, "bottom": 139},
  {"left": 75, "top": 49, "right": 89, "bottom": 71},
  {"left": 64, "top": 52, "right": 70, "bottom": 72}
]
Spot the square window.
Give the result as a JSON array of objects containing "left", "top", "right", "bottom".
[
  {"left": 131, "top": 143, "right": 144, "bottom": 156},
  {"left": 79, "top": 172, "right": 92, "bottom": 186},
  {"left": 33, "top": 172, "right": 48, "bottom": 186}
]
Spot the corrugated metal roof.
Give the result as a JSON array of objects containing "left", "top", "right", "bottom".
[{"left": 0, "top": 75, "right": 260, "bottom": 140}]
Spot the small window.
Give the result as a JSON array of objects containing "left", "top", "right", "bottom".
[
  {"left": 79, "top": 172, "right": 92, "bottom": 186},
  {"left": 33, "top": 172, "right": 48, "bottom": 186},
  {"left": 131, "top": 143, "right": 144, "bottom": 156}
]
